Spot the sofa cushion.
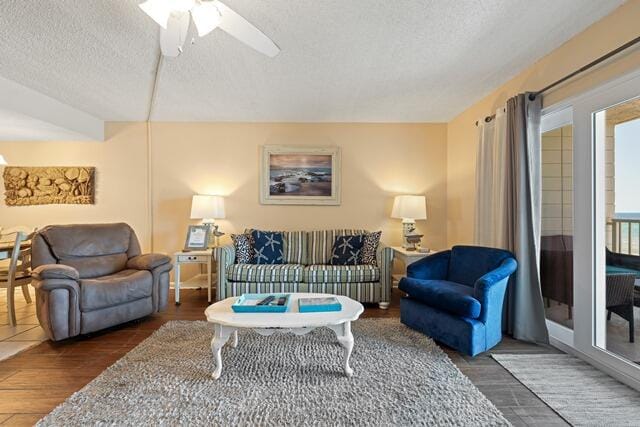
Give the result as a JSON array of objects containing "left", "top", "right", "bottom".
[
  {"left": 231, "top": 233, "right": 253, "bottom": 264},
  {"left": 330, "top": 235, "right": 365, "bottom": 265},
  {"left": 226, "top": 264, "right": 303, "bottom": 283},
  {"left": 244, "top": 229, "right": 307, "bottom": 264},
  {"left": 282, "top": 231, "right": 307, "bottom": 265},
  {"left": 304, "top": 265, "right": 380, "bottom": 283},
  {"left": 307, "top": 229, "right": 368, "bottom": 265},
  {"left": 251, "top": 230, "right": 284, "bottom": 264},
  {"left": 398, "top": 277, "right": 482, "bottom": 319},
  {"left": 359, "top": 231, "right": 381, "bottom": 265},
  {"left": 80, "top": 269, "right": 153, "bottom": 312}
]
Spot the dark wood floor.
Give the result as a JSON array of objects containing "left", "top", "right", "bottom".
[{"left": 0, "top": 289, "right": 567, "bottom": 427}]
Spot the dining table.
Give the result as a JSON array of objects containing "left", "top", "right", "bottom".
[
  {"left": 0, "top": 240, "right": 31, "bottom": 261},
  {"left": 0, "top": 242, "right": 11, "bottom": 261}
]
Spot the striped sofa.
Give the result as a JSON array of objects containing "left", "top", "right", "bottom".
[{"left": 216, "top": 229, "right": 393, "bottom": 308}]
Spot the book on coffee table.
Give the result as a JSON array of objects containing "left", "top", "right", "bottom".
[{"left": 298, "top": 296, "right": 342, "bottom": 313}]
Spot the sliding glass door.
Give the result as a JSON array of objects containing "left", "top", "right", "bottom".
[
  {"left": 559, "top": 69, "right": 640, "bottom": 389},
  {"left": 540, "top": 108, "right": 574, "bottom": 344}
]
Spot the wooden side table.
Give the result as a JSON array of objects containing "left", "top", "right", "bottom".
[
  {"left": 391, "top": 246, "right": 437, "bottom": 286},
  {"left": 174, "top": 249, "right": 216, "bottom": 304}
]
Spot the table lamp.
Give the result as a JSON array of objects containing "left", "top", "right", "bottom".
[
  {"left": 0, "top": 154, "right": 7, "bottom": 165},
  {"left": 391, "top": 195, "right": 427, "bottom": 250},
  {"left": 190, "top": 194, "right": 225, "bottom": 247}
]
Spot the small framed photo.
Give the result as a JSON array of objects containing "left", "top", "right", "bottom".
[{"left": 184, "top": 225, "right": 210, "bottom": 251}]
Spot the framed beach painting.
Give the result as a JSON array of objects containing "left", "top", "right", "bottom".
[{"left": 260, "top": 145, "right": 341, "bottom": 205}]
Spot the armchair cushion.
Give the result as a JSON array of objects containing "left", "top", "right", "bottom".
[
  {"left": 447, "top": 246, "right": 514, "bottom": 287},
  {"left": 399, "top": 277, "right": 482, "bottom": 319},
  {"left": 126, "top": 253, "right": 171, "bottom": 271},
  {"left": 38, "top": 223, "right": 136, "bottom": 259},
  {"left": 80, "top": 269, "right": 152, "bottom": 312},
  {"left": 32, "top": 264, "right": 80, "bottom": 281},
  {"left": 406, "top": 250, "right": 451, "bottom": 281},
  {"left": 607, "top": 265, "right": 640, "bottom": 278}
]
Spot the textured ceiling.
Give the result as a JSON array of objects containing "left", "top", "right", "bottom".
[
  {"left": 0, "top": 0, "right": 626, "bottom": 122},
  {"left": 0, "top": 108, "right": 92, "bottom": 141}
]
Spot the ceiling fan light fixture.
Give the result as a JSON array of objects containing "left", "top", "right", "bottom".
[
  {"left": 191, "top": 2, "right": 222, "bottom": 37},
  {"left": 170, "top": 0, "right": 197, "bottom": 13},
  {"left": 139, "top": 0, "right": 172, "bottom": 29}
]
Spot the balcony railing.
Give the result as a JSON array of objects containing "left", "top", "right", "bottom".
[{"left": 609, "top": 217, "right": 640, "bottom": 255}]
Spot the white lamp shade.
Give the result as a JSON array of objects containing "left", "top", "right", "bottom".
[
  {"left": 391, "top": 195, "right": 427, "bottom": 220},
  {"left": 190, "top": 195, "right": 225, "bottom": 220},
  {"left": 0, "top": 154, "right": 6, "bottom": 166}
]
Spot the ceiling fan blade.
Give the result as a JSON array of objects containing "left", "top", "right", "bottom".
[
  {"left": 160, "top": 12, "right": 191, "bottom": 57},
  {"left": 215, "top": 1, "right": 280, "bottom": 58}
]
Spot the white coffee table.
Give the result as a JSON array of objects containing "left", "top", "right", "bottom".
[{"left": 204, "top": 293, "right": 364, "bottom": 379}]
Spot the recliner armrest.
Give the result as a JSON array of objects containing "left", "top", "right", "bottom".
[
  {"left": 32, "top": 264, "right": 80, "bottom": 281},
  {"left": 127, "top": 253, "right": 171, "bottom": 271}
]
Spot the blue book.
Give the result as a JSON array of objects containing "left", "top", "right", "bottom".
[{"left": 298, "top": 296, "right": 342, "bottom": 313}]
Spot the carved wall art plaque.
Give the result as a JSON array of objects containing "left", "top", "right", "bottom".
[{"left": 3, "top": 166, "right": 95, "bottom": 206}]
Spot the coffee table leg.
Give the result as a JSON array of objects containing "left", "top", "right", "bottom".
[
  {"left": 330, "top": 321, "right": 354, "bottom": 377},
  {"left": 211, "top": 323, "right": 233, "bottom": 379},
  {"left": 231, "top": 330, "right": 238, "bottom": 348}
]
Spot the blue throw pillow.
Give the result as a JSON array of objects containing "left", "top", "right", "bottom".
[
  {"left": 251, "top": 230, "right": 284, "bottom": 264},
  {"left": 330, "top": 235, "right": 365, "bottom": 265}
]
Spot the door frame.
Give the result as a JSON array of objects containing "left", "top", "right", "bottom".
[{"left": 541, "top": 67, "right": 640, "bottom": 390}]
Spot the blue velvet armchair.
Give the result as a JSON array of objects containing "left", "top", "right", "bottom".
[{"left": 398, "top": 245, "right": 517, "bottom": 356}]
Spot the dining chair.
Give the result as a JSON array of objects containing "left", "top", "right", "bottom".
[{"left": 0, "top": 229, "right": 35, "bottom": 326}]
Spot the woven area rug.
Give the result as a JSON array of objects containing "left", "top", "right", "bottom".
[
  {"left": 39, "top": 319, "right": 509, "bottom": 426},
  {"left": 493, "top": 354, "right": 640, "bottom": 426}
]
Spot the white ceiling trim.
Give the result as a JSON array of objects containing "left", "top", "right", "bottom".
[{"left": 0, "top": 76, "right": 104, "bottom": 141}]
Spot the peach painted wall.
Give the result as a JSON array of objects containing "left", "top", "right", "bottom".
[
  {"left": 0, "top": 122, "right": 447, "bottom": 269},
  {"left": 0, "top": 122, "right": 151, "bottom": 250},
  {"left": 446, "top": 1, "right": 640, "bottom": 246},
  {"left": 149, "top": 122, "right": 448, "bottom": 261}
]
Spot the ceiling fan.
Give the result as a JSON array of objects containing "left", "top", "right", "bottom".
[{"left": 139, "top": 0, "right": 280, "bottom": 58}]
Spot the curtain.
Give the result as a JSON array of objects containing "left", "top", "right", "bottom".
[
  {"left": 474, "top": 93, "right": 549, "bottom": 344},
  {"left": 474, "top": 108, "right": 507, "bottom": 246}
]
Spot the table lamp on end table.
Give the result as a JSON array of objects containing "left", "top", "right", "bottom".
[
  {"left": 391, "top": 195, "right": 427, "bottom": 251},
  {"left": 190, "top": 194, "right": 225, "bottom": 247}
]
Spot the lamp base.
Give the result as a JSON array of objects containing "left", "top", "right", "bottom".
[
  {"left": 203, "top": 222, "right": 225, "bottom": 248},
  {"left": 401, "top": 220, "right": 415, "bottom": 249}
]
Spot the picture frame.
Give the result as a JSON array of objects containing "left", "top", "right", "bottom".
[
  {"left": 260, "top": 145, "right": 341, "bottom": 205},
  {"left": 184, "top": 225, "right": 211, "bottom": 251}
]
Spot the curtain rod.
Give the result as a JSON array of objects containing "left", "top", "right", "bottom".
[
  {"left": 475, "top": 114, "right": 496, "bottom": 126},
  {"left": 529, "top": 34, "right": 640, "bottom": 101},
  {"left": 475, "top": 35, "right": 640, "bottom": 126}
]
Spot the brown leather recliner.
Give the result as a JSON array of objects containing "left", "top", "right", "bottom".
[{"left": 30, "top": 223, "right": 172, "bottom": 341}]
